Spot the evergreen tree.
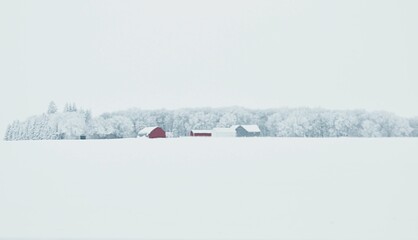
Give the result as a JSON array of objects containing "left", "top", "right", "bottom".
[
  {"left": 64, "top": 103, "right": 70, "bottom": 112},
  {"left": 84, "top": 109, "right": 92, "bottom": 123},
  {"left": 4, "top": 124, "right": 11, "bottom": 140},
  {"left": 47, "top": 101, "right": 58, "bottom": 114},
  {"left": 64, "top": 102, "right": 78, "bottom": 112},
  {"left": 72, "top": 103, "right": 78, "bottom": 112},
  {"left": 9, "top": 121, "right": 20, "bottom": 140}
]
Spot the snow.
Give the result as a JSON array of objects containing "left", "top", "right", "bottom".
[
  {"left": 138, "top": 126, "right": 158, "bottom": 135},
  {"left": 232, "top": 124, "right": 261, "bottom": 132},
  {"left": 1, "top": 138, "right": 418, "bottom": 239},
  {"left": 191, "top": 130, "right": 212, "bottom": 134}
]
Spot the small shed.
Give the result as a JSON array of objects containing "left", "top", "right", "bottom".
[
  {"left": 138, "top": 127, "right": 166, "bottom": 138},
  {"left": 190, "top": 130, "right": 212, "bottom": 137},
  {"left": 232, "top": 125, "right": 261, "bottom": 137},
  {"left": 212, "top": 128, "right": 236, "bottom": 137}
]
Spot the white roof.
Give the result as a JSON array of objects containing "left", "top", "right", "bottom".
[
  {"left": 231, "top": 125, "right": 261, "bottom": 133},
  {"left": 230, "top": 125, "right": 240, "bottom": 130},
  {"left": 138, "top": 126, "right": 158, "bottom": 135},
  {"left": 191, "top": 130, "right": 212, "bottom": 134},
  {"left": 213, "top": 128, "right": 236, "bottom": 133}
]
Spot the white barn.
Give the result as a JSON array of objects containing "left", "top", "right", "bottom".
[{"left": 212, "top": 128, "right": 236, "bottom": 137}]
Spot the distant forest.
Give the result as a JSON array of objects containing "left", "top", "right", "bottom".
[{"left": 4, "top": 102, "right": 418, "bottom": 140}]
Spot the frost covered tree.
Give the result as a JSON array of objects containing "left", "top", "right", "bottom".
[
  {"left": 409, "top": 117, "right": 418, "bottom": 137},
  {"left": 4, "top": 105, "right": 417, "bottom": 140},
  {"left": 188, "top": 111, "right": 210, "bottom": 130},
  {"left": 109, "top": 116, "right": 134, "bottom": 138},
  {"left": 87, "top": 115, "right": 134, "bottom": 138},
  {"left": 83, "top": 109, "right": 92, "bottom": 123},
  {"left": 218, "top": 112, "right": 237, "bottom": 127},
  {"left": 47, "top": 101, "right": 58, "bottom": 114},
  {"left": 4, "top": 124, "right": 11, "bottom": 140},
  {"left": 7, "top": 121, "right": 19, "bottom": 140},
  {"left": 334, "top": 111, "right": 361, "bottom": 137},
  {"left": 360, "top": 120, "right": 382, "bottom": 137},
  {"left": 51, "top": 112, "right": 86, "bottom": 139},
  {"left": 38, "top": 114, "right": 56, "bottom": 140},
  {"left": 266, "top": 109, "right": 316, "bottom": 137},
  {"left": 64, "top": 102, "right": 78, "bottom": 112},
  {"left": 364, "top": 112, "right": 412, "bottom": 137},
  {"left": 171, "top": 110, "right": 190, "bottom": 137},
  {"left": 87, "top": 117, "right": 114, "bottom": 139},
  {"left": 63, "top": 103, "right": 70, "bottom": 112}
]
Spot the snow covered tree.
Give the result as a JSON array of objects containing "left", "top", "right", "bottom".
[
  {"left": 218, "top": 112, "right": 237, "bottom": 127},
  {"left": 4, "top": 124, "right": 11, "bottom": 140},
  {"left": 87, "top": 117, "right": 114, "bottom": 139},
  {"left": 333, "top": 111, "right": 360, "bottom": 137},
  {"left": 171, "top": 111, "right": 189, "bottom": 137},
  {"left": 8, "top": 121, "right": 19, "bottom": 140},
  {"left": 47, "top": 101, "right": 58, "bottom": 114},
  {"left": 360, "top": 120, "right": 381, "bottom": 137},
  {"left": 63, "top": 103, "right": 70, "bottom": 112},
  {"left": 109, "top": 116, "right": 134, "bottom": 138},
  {"left": 4, "top": 106, "right": 417, "bottom": 140},
  {"left": 83, "top": 109, "right": 92, "bottom": 123},
  {"left": 64, "top": 102, "right": 78, "bottom": 112},
  {"left": 53, "top": 112, "right": 86, "bottom": 139},
  {"left": 409, "top": 117, "right": 418, "bottom": 137}
]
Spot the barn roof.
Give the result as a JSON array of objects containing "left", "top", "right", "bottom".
[
  {"left": 191, "top": 130, "right": 212, "bottom": 134},
  {"left": 213, "top": 128, "right": 236, "bottom": 133},
  {"left": 138, "top": 126, "right": 159, "bottom": 135},
  {"left": 231, "top": 125, "right": 261, "bottom": 133}
]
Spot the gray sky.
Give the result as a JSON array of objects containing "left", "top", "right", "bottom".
[{"left": 1, "top": 0, "right": 417, "bottom": 135}]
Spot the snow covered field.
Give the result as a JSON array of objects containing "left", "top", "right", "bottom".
[{"left": 1, "top": 138, "right": 418, "bottom": 239}]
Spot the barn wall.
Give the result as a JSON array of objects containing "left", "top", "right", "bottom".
[
  {"left": 236, "top": 126, "right": 261, "bottom": 137},
  {"left": 194, "top": 133, "right": 211, "bottom": 137},
  {"left": 236, "top": 127, "right": 248, "bottom": 137},
  {"left": 190, "top": 131, "right": 211, "bottom": 137},
  {"left": 149, "top": 128, "right": 166, "bottom": 138}
]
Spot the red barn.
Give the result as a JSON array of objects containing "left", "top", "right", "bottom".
[
  {"left": 190, "top": 130, "right": 212, "bottom": 137},
  {"left": 138, "top": 127, "right": 166, "bottom": 138}
]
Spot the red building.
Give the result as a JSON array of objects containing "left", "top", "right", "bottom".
[
  {"left": 138, "top": 127, "right": 166, "bottom": 138},
  {"left": 190, "top": 130, "right": 212, "bottom": 137}
]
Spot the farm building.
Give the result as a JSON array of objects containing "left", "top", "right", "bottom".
[
  {"left": 212, "top": 128, "right": 236, "bottom": 137},
  {"left": 231, "top": 125, "right": 261, "bottom": 137},
  {"left": 138, "top": 127, "right": 166, "bottom": 138},
  {"left": 190, "top": 130, "right": 212, "bottom": 137}
]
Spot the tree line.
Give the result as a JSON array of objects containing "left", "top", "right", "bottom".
[{"left": 4, "top": 101, "right": 418, "bottom": 140}]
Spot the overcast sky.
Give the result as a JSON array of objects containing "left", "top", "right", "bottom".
[{"left": 1, "top": 0, "right": 417, "bottom": 135}]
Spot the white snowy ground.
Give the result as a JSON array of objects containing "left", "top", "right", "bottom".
[{"left": 0, "top": 138, "right": 417, "bottom": 240}]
